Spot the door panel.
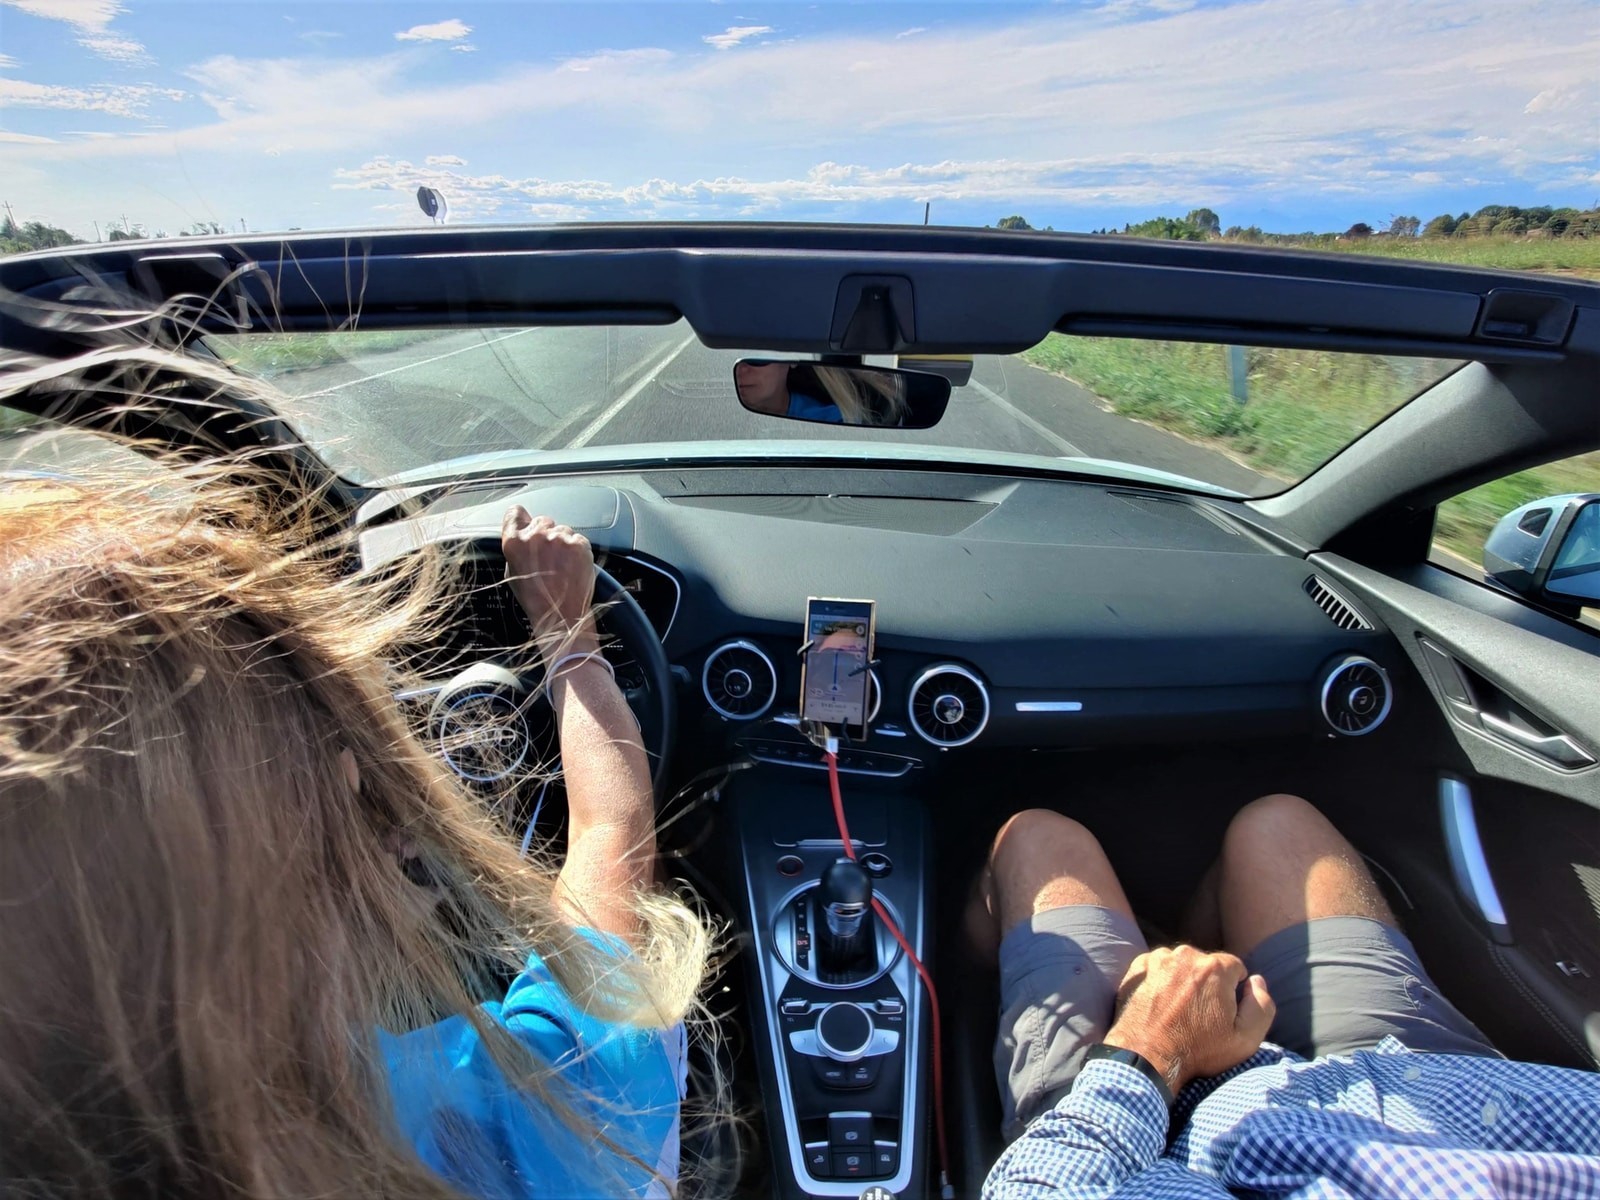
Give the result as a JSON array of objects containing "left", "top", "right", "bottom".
[{"left": 1309, "top": 553, "right": 1599, "bottom": 1067}]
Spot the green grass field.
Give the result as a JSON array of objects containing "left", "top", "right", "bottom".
[
  {"left": 1020, "top": 331, "right": 1599, "bottom": 563},
  {"left": 1294, "top": 235, "right": 1600, "bottom": 277}
]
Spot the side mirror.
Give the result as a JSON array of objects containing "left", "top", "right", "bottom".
[
  {"left": 734, "top": 359, "right": 951, "bottom": 430},
  {"left": 1484, "top": 493, "right": 1600, "bottom": 610}
]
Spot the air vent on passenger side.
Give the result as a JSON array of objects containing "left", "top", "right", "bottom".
[
  {"left": 908, "top": 665, "right": 990, "bottom": 748},
  {"left": 1303, "top": 576, "right": 1373, "bottom": 632},
  {"left": 702, "top": 641, "right": 777, "bottom": 720},
  {"left": 1319, "top": 656, "right": 1392, "bottom": 736}
]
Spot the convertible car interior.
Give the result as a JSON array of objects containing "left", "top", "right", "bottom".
[{"left": 2, "top": 225, "right": 1597, "bottom": 1198}]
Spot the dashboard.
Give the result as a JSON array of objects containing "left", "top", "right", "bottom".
[{"left": 360, "top": 464, "right": 1402, "bottom": 769}]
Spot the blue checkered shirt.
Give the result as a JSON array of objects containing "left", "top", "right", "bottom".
[{"left": 983, "top": 1038, "right": 1600, "bottom": 1199}]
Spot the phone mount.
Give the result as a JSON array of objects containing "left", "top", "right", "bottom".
[{"left": 796, "top": 639, "right": 882, "bottom": 750}]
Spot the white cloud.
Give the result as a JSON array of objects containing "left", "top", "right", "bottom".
[
  {"left": 1524, "top": 85, "right": 1579, "bottom": 114},
  {"left": 394, "top": 18, "right": 472, "bottom": 43},
  {"left": 2, "top": 0, "right": 119, "bottom": 26},
  {"left": 703, "top": 24, "right": 773, "bottom": 50},
  {"left": 895, "top": 27, "right": 928, "bottom": 39},
  {"left": 0, "top": 53, "right": 15, "bottom": 68},
  {"left": 0, "top": 130, "right": 57, "bottom": 143},
  {"left": 425, "top": 154, "right": 466, "bottom": 166},
  {"left": 0, "top": 77, "right": 185, "bottom": 118},
  {"left": 0, "top": 0, "right": 149, "bottom": 63},
  {"left": 1094, "top": 0, "right": 1198, "bottom": 14},
  {"left": 77, "top": 31, "right": 145, "bottom": 63},
  {"left": 450, "top": 44, "right": 477, "bottom": 53},
  {"left": 330, "top": 150, "right": 1339, "bottom": 219}
]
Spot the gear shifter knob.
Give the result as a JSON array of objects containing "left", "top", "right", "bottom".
[{"left": 819, "top": 857, "right": 872, "bottom": 941}]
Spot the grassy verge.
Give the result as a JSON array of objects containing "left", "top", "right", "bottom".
[
  {"left": 1021, "top": 334, "right": 1599, "bottom": 561},
  {"left": 209, "top": 329, "right": 453, "bottom": 378},
  {"left": 1298, "top": 235, "right": 1600, "bottom": 277}
]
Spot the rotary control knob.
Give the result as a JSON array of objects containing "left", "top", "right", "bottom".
[{"left": 815, "top": 1002, "right": 875, "bottom": 1063}]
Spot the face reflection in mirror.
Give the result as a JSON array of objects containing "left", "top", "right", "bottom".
[
  {"left": 734, "top": 358, "right": 951, "bottom": 429},
  {"left": 733, "top": 361, "right": 795, "bottom": 417}
]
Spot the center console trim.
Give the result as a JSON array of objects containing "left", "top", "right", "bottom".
[{"left": 742, "top": 839, "right": 923, "bottom": 1197}]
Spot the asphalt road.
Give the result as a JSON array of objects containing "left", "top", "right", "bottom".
[{"left": 14, "top": 323, "right": 1271, "bottom": 495}]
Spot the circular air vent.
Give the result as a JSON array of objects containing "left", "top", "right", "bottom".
[
  {"left": 908, "top": 664, "right": 990, "bottom": 747},
  {"left": 1319, "top": 655, "right": 1392, "bottom": 736},
  {"left": 702, "top": 640, "right": 778, "bottom": 720}
]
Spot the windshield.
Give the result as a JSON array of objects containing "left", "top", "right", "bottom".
[{"left": 205, "top": 325, "right": 1462, "bottom": 493}]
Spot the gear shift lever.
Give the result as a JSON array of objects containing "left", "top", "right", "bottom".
[{"left": 816, "top": 857, "right": 874, "bottom": 979}]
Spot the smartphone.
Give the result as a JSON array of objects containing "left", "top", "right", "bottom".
[{"left": 799, "top": 597, "right": 877, "bottom": 736}]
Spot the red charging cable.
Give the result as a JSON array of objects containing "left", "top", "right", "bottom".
[{"left": 826, "top": 745, "right": 953, "bottom": 1198}]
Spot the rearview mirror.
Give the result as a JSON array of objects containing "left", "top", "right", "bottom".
[
  {"left": 734, "top": 359, "right": 951, "bottom": 429},
  {"left": 1484, "top": 493, "right": 1600, "bottom": 610}
]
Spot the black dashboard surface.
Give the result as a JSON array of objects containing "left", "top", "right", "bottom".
[{"left": 360, "top": 466, "right": 1396, "bottom": 748}]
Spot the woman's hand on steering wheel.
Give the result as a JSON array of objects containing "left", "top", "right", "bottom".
[{"left": 501, "top": 506, "right": 599, "bottom": 658}]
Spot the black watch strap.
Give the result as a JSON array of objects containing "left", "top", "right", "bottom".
[{"left": 1081, "top": 1042, "right": 1176, "bottom": 1109}]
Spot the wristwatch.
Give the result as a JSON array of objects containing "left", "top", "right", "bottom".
[{"left": 1081, "top": 1042, "right": 1176, "bottom": 1109}]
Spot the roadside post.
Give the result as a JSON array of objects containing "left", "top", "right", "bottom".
[{"left": 1228, "top": 344, "right": 1249, "bottom": 404}]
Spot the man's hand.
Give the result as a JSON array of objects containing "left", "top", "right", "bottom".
[
  {"left": 501, "top": 506, "right": 599, "bottom": 657},
  {"left": 1103, "top": 945, "right": 1275, "bottom": 1094}
]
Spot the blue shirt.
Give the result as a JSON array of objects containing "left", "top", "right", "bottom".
[
  {"left": 787, "top": 391, "right": 844, "bottom": 422},
  {"left": 983, "top": 1038, "right": 1600, "bottom": 1199},
  {"left": 380, "top": 931, "right": 686, "bottom": 1199}
]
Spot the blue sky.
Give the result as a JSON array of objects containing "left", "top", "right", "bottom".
[{"left": 2, "top": 0, "right": 1596, "bottom": 239}]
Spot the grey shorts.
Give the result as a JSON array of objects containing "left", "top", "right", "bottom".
[{"left": 995, "top": 908, "right": 1500, "bottom": 1140}]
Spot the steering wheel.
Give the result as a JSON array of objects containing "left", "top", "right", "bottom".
[
  {"left": 591, "top": 564, "right": 677, "bottom": 797},
  {"left": 427, "top": 563, "right": 676, "bottom": 807}
]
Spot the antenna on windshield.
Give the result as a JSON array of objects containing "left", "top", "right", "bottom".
[{"left": 416, "top": 186, "right": 450, "bottom": 226}]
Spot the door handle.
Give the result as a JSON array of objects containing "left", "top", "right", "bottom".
[{"left": 1478, "top": 711, "right": 1596, "bottom": 769}]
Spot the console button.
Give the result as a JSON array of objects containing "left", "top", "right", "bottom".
[
  {"left": 847, "top": 1060, "right": 880, "bottom": 1088},
  {"left": 833, "top": 1150, "right": 868, "bottom": 1178},
  {"left": 828, "top": 1113, "right": 873, "bottom": 1149},
  {"left": 873, "top": 1141, "right": 899, "bottom": 1176},
  {"left": 803, "top": 1142, "right": 831, "bottom": 1177},
  {"left": 777, "top": 854, "right": 804, "bottom": 877},
  {"left": 873, "top": 997, "right": 904, "bottom": 1017},
  {"left": 861, "top": 851, "right": 893, "bottom": 878},
  {"left": 812, "top": 1060, "right": 850, "bottom": 1088}
]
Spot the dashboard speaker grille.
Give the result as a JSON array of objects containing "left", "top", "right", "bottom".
[
  {"left": 702, "top": 640, "right": 777, "bottom": 720},
  {"left": 1320, "top": 656, "right": 1392, "bottom": 736},
  {"left": 908, "top": 665, "right": 989, "bottom": 747},
  {"left": 1303, "top": 576, "right": 1373, "bottom": 632}
]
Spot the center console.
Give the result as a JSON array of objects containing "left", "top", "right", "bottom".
[{"left": 732, "top": 768, "right": 932, "bottom": 1198}]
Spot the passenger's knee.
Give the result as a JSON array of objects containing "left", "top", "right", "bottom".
[
  {"left": 1225, "top": 793, "right": 1339, "bottom": 863},
  {"left": 990, "top": 808, "right": 1100, "bottom": 871}
]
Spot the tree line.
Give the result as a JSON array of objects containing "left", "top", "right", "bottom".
[
  {"left": 994, "top": 204, "right": 1600, "bottom": 242},
  {"left": 1, "top": 215, "right": 232, "bottom": 257}
]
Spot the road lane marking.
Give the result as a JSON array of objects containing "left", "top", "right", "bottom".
[
  {"left": 967, "top": 378, "right": 1084, "bottom": 457},
  {"left": 565, "top": 331, "right": 697, "bottom": 450},
  {"left": 298, "top": 328, "right": 537, "bottom": 397}
]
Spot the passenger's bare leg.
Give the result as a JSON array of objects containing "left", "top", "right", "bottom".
[
  {"left": 963, "top": 808, "right": 1135, "bottom": 968},
  {"left": 1216, "top": 792, "right": 1393, "bottom": 958}
]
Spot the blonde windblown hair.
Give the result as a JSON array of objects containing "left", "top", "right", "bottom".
[{"left": 0, "top": 344, "right": 720, "bottom": 1197}]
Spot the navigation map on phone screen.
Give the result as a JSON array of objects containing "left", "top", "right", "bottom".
[{"left": 800, "top": 599, "right": 874, "bottom": 729}]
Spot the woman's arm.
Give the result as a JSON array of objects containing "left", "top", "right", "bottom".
[{"left": 502, "top": 506, "right": 654, "bottom": 939}]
